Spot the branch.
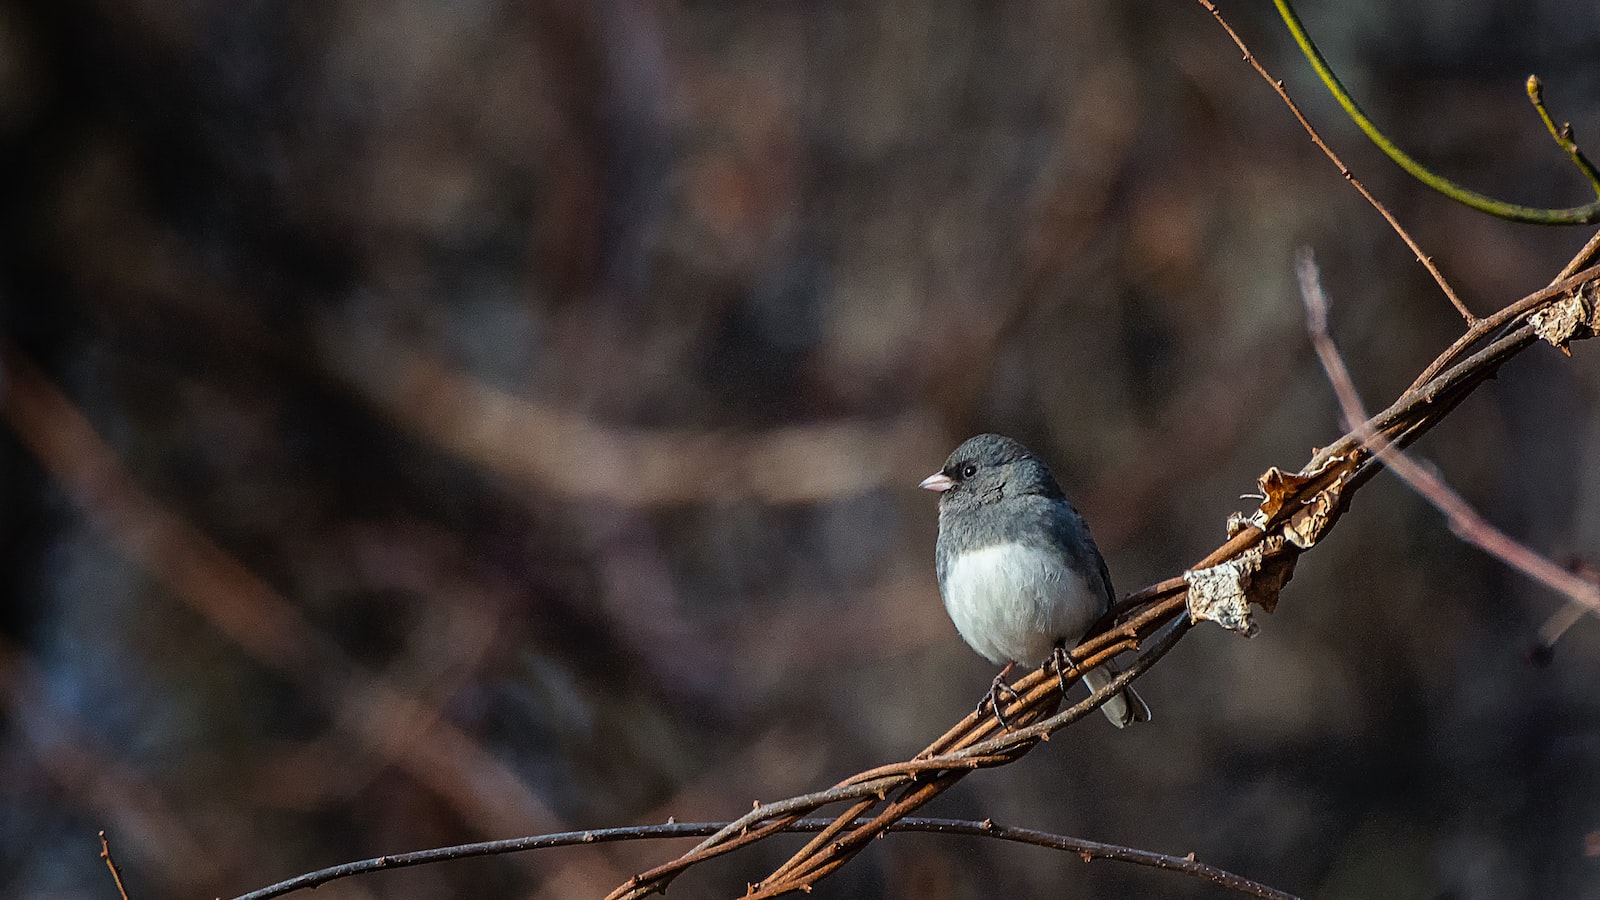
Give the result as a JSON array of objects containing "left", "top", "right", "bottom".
[
  {"left": 1527, "top": 76, "right": 1600, "bottom": 201},
  {"left": 99, "top": 831, "right": 131, "bottom": 900},
  {"left": 1194, "top": 0, "right": 1473, "bottom": 322},
  {"left": 228, "top": 814, "right": 1297, "bottom": 900}
]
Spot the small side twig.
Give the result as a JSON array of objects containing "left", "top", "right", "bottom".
[
  {"left": 99, "top": 831, "right": 131, "bottom": 900},
  {"left": 1297, "top": 250, "right": 1600, "bottom": 622},
  {"left": 1196, "top": 0, "right": 1474, "bottom": 322},
  {"left": 1527, "top": 76, "right": 1600, "bottom": 201},
  {"left": 1533, "top": 560, "right": 1600, "bottom": 658}
]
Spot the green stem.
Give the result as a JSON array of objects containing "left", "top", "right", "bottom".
[
  {"left": 1274, "top": 0, "right": 1600, "bottom": 225},
  {"left": 1526, "top": 75, "right": 1600, "bottom": 200}
]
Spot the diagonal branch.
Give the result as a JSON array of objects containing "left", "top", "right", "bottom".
[
  {"left": 1296, "top": 251, "right": 1600, "bottom": 620},
  {"left": 1194, "top": 0, "right": 1474, "bottom": 322}
]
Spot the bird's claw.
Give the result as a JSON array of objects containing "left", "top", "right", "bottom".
[
  {"left": 979, "top": 671, "right": 1025, "bottom": 731},
  {"left": 1049, "top": 643, "right": 1084, "bottom": 696}
]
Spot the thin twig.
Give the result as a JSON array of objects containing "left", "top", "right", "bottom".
[
  {"left": 1552, "top": 229, "right": 1600, "bottom": 283},
  {"left": 1527, "top": 76, "right": 1600, "bottom": 201},
  {"left": 228, "top": 813, "right": 1296, "bottom": 900},
  {"left": 1536, "top": 600, "right": 1588, "bottom": 656},
  {"left": 1297, "top": 250, "right": 1600, "bottom": 620},
  {"left": 1195, "top": 0, "right": 1474, "bottom": 322},
  {"left": 99, "top": 831, "right": 131, "bottom": 900},
  {"left": 1404, "top": 261, "right": 1600, "bottom": 394}
]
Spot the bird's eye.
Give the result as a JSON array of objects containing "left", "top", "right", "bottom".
[{"left": 960, "top": 463, "right": 978, "bottom": 479}]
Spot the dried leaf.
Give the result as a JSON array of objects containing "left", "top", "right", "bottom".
[
  {"left": 1186, "top": 558, "right": 1258, "bottom": 636},
  {"left": 1184, "top": 540, "right": 1298, "bottom": 632},
  {"left": 1250, "top": 466, "right": 1313, "bottom": 525},
  {"left": 1249, "top": 540, "right": 1297, "bottom": 614},
  {"left": 1248, "top": 455, "right": 1345, "bottom": 530},
  {"left": 1283, "top": 483, "right": 1340, "bottom": 549},
  {"left": 1529, "top": 293, "right": 1591, "bottom": 351}
]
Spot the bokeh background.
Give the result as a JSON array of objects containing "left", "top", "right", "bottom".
[{"left": 3, "top": 1, "right": 1600, "bottom": 898}]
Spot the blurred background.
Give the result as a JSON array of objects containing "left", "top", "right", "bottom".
[{"left": 2, "top": 1, "right": 1599, "bottom": 897}]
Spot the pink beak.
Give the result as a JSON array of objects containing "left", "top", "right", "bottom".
[{"left": 919, "top": 471, "right": 954, "bottom": 492}]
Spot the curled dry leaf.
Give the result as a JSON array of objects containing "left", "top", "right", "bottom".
[
  {"left": 1248, "top": 542, "right": 1297, "bottom": 614},
  {"left": 1247, "top": 455, "right": 1345, "bottom": 531},
  {"left": 1186, "top": 557, "right": 1260, "bottom": 636},
  {"left": 1282, "top": 477, "right": 1346, "bottom": 549},
  {"left": 1184, "top": 538, "right": 1298, "bottom": 636},
  {"left": 1528, "top": 290, "right": 1594, "bottom": 353}
]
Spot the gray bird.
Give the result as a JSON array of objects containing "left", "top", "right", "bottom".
[{"left": 921, "top": 433, "right": 1151, "bottom": 728}]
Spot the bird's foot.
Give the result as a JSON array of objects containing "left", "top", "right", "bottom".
[
  {"left": 978, "top": 663, "right": 1023, "bottom": 730},
  {"left": 1049, "top": 643, "right": 1085, "bottom": 696}
]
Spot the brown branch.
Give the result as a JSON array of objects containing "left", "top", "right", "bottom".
[
  {"left": 227, "top": 814, "right": 1296, "bottom": 900},
  {"left": 604, "top": 615, "right": 1190, "bottom": 899},
  {"left": 1296, "top": 251, "right": 1600, "bottom": 620},
  {"left": 1194, "top": 0, "right": 1474, "bottom": 323},
  {"left": 99, "top": 831, "right": 131, "bottom": 900},
  {"left": 1532, "top": 558, "right": 1600, "bottom": 656}
]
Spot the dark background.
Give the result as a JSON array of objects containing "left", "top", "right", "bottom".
[{"left": 2, "top": 2, "right": 1599, "bottom": 898}]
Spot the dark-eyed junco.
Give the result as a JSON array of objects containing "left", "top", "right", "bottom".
[{"left": 921, "top": 433, "right": 1151, "bottom": 728}]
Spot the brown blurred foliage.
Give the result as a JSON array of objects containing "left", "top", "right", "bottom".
[{"left": 1, "top": 2, "right": 1598, "bottom": 898}]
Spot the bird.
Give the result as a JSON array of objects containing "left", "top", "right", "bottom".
[{"left": 920, "top": 433, "right": 1151, "bottom": 728}]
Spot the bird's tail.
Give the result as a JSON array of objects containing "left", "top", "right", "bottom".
[{"left": 1082, "top": 665, "right": 1152, "bottom": 728}]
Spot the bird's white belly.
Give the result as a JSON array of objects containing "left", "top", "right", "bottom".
[{"left": 942, "top": 543, "right": 1103, "bottom": 666}]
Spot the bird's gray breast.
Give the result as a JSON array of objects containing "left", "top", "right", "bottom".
[{"left": 938, "top": 541, "right": 1105, "bottom": 666}]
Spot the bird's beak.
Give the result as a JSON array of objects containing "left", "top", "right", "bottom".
[{"left": 919, "top": 471, "right": 954, "bottom": 492}]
